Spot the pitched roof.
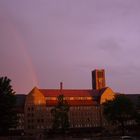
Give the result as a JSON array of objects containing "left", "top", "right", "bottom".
[
  {"left": 40, "top": 89, "right": 99, "bottom": 97},
  {"left": 39, "top": 88, "right": 108, "bottom": 106}
]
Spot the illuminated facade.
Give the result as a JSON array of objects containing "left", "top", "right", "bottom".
[{"left": 15, "top": 69, "right": 116, "bottom": 135}]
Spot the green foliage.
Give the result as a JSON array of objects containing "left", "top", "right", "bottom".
[
  {"left": 103, "top": 94, "right": 135, "bottom": 135},
  {"left": 0, "top": 77, "right": 17, "bottom": 135},
  {"left": 51, "top": 94, "right": 69, "bottom": 131}
]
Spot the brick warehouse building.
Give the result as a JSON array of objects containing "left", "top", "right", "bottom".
[{"left": 15, "top": 69, "right": 116, "bottom": 135}]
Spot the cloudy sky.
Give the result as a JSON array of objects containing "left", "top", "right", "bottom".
[{"left": 0, "top": 0, "right": 140, "bottom": 94}]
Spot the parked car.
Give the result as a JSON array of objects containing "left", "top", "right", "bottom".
[{"left": 120, "top": 136, "right": 134, "bottom": 140}]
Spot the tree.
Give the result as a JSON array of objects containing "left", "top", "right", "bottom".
[
  {"left": 136, "top": 96, "right": 140, "bottom": 111},
  {"left": 135, "top": 96, "right": 140, "bottom": 125},
  {"left": 0, "top": 77, "right": 17, "bottom": 135},
  {"left": 51, "top": 94, "right": 69, "bottom": 132},
  {"left": 103, "top": 94, "right": 135, "bottom": 135}
]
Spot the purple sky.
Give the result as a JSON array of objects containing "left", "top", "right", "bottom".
[{"left": 0, "top": 0, "right": 140, "bottom": 94}]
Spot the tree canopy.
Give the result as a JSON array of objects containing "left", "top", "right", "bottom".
[
  {"left": 0, "top": 77, "right": 17, "bottom": 135},
  {"left": 136, "top": 96, "right": 140, "bottom": 125},
  {"left": 103, "top": 94, "right": 135, "bottom": 135},
  {"left": 51, "top": 94, "right": 69, "bottom": 132}
]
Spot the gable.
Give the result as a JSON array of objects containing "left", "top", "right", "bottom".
[
  {"left": 25, "top": 87, "right": 46, "bottom": 106},
  {"left": 100, "top": 87, "right": 115, "bottom": 104}
]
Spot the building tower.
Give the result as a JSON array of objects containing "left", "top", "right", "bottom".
[{"left": 92, "top": 69, "right": 106, "bottom": 90}]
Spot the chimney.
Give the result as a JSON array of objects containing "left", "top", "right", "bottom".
[{"left": 60, "top": 82, "right": 63, "bottom": 91}]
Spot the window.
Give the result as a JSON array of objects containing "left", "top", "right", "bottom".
[
  {"left": 87, "top": 97, "right": 92, "bottom": 100},
  {"left": 46, "top": 97, "right": 51, "bottom": 100},
  {"left": 31, "top": 107, "right": 34, "bottom": 111},
  {"left": 31, "top": 113, "right": 34, "bottom": 117},
  {"left": 37, "top": 106, "right": 42, "bottom": 111},
  {"left": 27, "top": 113, "right": 30, "bottom": 117},
  {"left": 41, "top": 125, "right": 44, "bottom": 129},
  {"left": 70, "top": 97, "right": 74, "bottom": 100},
  {"left": 51, "top": 97, "right": 56, "bottom": 100},
  {"left": 97, "top": 71, "right": 103, "bottom": 78}
]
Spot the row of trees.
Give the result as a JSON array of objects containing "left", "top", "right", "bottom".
[{"left": 103, "top": 94, "right": 140, "bottom": 135}]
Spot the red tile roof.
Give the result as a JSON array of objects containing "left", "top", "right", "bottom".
[
  {"left": 36, "top": 88, "right": 108, "bottom": 106},
  {"left": 40, "top": 89, "right": 99, "bottom": 97},
  {"left": 40, "top": 89, "right": 103, "bottom": 106}
]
